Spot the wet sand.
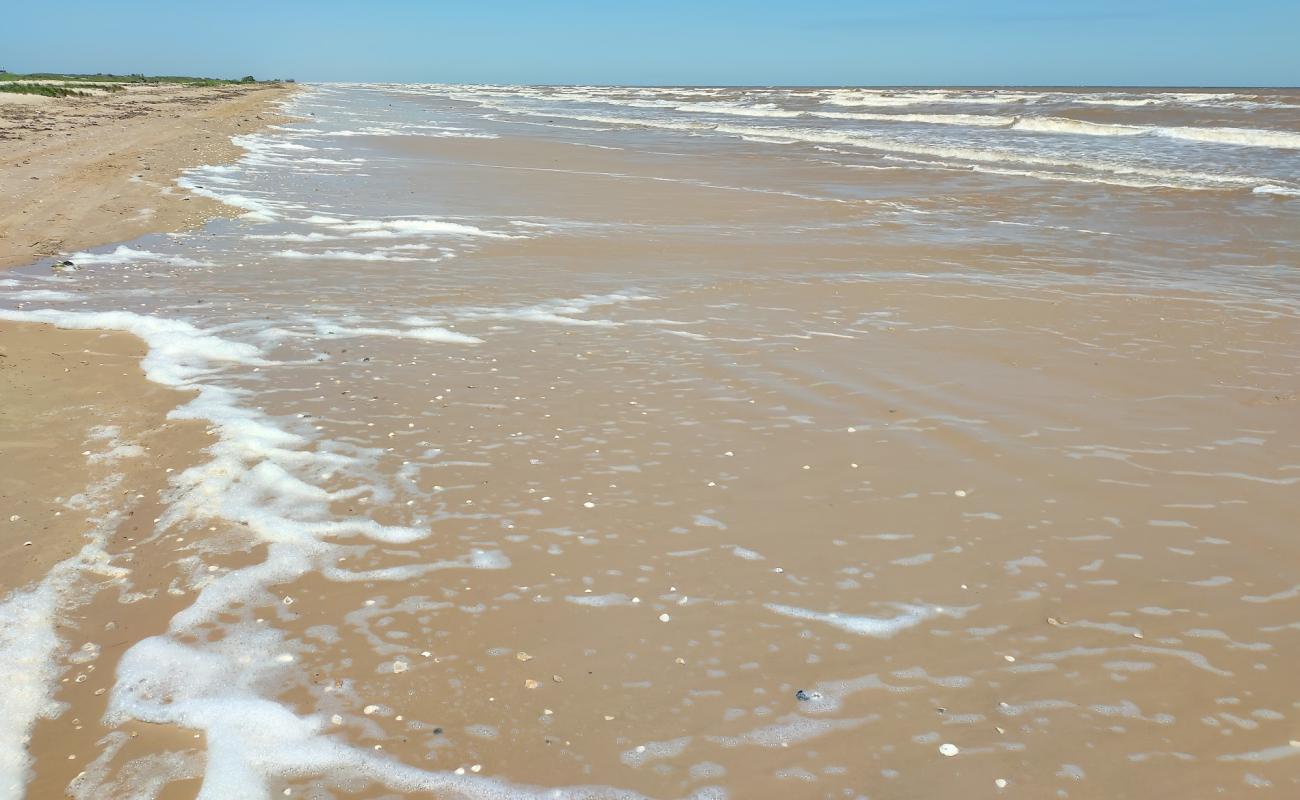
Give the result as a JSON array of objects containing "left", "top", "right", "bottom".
[
  {"left": 0, "top": 323, "right": 205, "bottom": 586},
  {"left": 1, "top": 84, "right": 1299, "bottom": 799},
  {"left": 0, "top": 321, "right": 214, "bottom": 799}
]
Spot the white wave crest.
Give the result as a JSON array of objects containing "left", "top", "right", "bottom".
[
  {"left": 1010, "top": 117, "right": 1146, "bottom": 137},
  {"left": 1159, "top": 125, "right": 1300, "bottom": 150}
]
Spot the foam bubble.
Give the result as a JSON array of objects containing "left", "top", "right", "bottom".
[{"left": 457, "top": 292, "right": 652, "bottom": 328}]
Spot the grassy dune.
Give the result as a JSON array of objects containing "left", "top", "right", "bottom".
[
  {"left": 0, "top": 82, "right": 128, "bottom": 97},
  {"left": 0, "top": 72, "right": 289, "bottom": 95}
]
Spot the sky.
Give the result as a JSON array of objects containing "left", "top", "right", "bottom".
[{"left": 2, "top": 0, "right": 1297, "bottom": 86}]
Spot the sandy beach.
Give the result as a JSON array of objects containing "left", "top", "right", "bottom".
[
  {"left": 1, "top": 81, "right": 294, "bottom": 268},
  {"left": 1, "top": 82, "right": 1297, "bottom": 799}
]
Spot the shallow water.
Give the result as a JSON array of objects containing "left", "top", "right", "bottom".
[{"left": 1, "top": 84, "right": 1298, "bottom": 799}]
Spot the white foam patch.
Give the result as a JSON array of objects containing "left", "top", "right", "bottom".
[
  {"left": 5, "top": 289, "right": 75, "bottom": 302},
  {"left": 675, "top": 101, "right": 802, "bottom": 119},
  {"left": 84, "top": 425, "right": 147, "bottom": 463},
  {"left": 324, "top": 549, "right": 510, "bottom": 582},
  {"left": 465, "top": 724, "right": 500, "bottom": 740},
  {"left": 1009, "top": 116, "right": 1145, "bottom": 137},
  {"left": 0, "top": 583, "right": 62, "bottom": 796},
  {"left": 275, "top": 249, "right": 420, "bottom": 262},
  {"left": 1010, "top": 117, "right": 1300, "bottom": 150},
  {"left": 730, "top": 546, "right": 764, "bottom": 561},
  {"left": 402, "top": 327, "right": 484, "bottom": 344},
  {"left": 819, "top": 88, "right": 1027, "bottom": 107},
  {"left": 64, "top": 245, "right": 211, "bottom": 268},
  {"left": 764, "top": 602, "right": 962, "bottom": 637},
  {"left": 1218, "top": 744, "right": 1300, "bottom": 763},
  {"left": 457, "top": 292, "right": 652, "bottom": 328},
  {"left": 307, "top": 320, "right": 483, "bottom": 345},
  {"left": 1254, "top": 184, "right": 1300, "bottom": 198},
  {"left": 706, "top": 715, "right": 872, "bottom": 748},
  {"left": 1160, "top": 125, "right": 1300, "bottom": 150},
  {"left": 565, "top": 593, "right": 637, "bottom": 607},
  {"left": 816, "top": 109, "right": 1012, "bottom": 127},
  {"left": 326, "top": 124, "right": 498, "bottom": 139},
  {"left": 247, "top": 232, "right": 344, "bottom": 242},
  {"left": 177, "top": 175, "right": 283, "bottom": 222},
  {"left": 620, "top": 737, "right": 692, "bottom": 767},
  {"left": 320, "top": 217, "right": 514, "bottom": 238}
]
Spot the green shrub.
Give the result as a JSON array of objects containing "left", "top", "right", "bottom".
[{"left": 0, "top": 83, "right": 88, "bottom": 97}]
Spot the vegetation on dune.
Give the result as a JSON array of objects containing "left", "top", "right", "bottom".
[
  {"left": 0, "top": 72, "right": 120, "bottom": 82},
  {"left": 61, "top": 82, "right": 126, "bottom": 92},
  {"left": 0, "top": 83, "right": 90, "bottom": 97},
  {"left": 0, "top": 70, "right": 290, "bottom": 86}
]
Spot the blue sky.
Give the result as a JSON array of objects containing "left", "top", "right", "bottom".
[{"left": 2, "top": 0, "right": 1297, "bottom": 86}]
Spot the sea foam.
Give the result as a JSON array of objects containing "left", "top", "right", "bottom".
[{"left": 0, "top": 304, "right": 681, "bottom": 799}]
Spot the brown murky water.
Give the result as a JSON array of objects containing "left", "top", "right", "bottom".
[{"left": 1, "top": 85, "right": 1298, "bottom": 799}]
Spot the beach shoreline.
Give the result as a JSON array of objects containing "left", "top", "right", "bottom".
[{"left": 1, "top": 80, "right": 1297, "bottom": 797}]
